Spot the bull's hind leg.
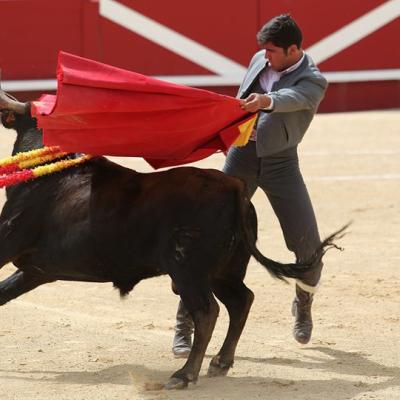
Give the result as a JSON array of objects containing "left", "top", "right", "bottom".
[
  {"left": 0, "top": 270, "right": 52, "bottom": 306},
  {"left": 165, "top": 283, "right": 220, "bottom": 389},
  {"left": 208, "top": 240, "right": 254, "bottom": 377},
  {"left": 208, "top": 278, "right": 254, "bottom": 377}
]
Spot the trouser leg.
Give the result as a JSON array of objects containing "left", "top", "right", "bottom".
[
  {"left": 257, "top": 147, "right": 322, "bottom": 344},
  {"left": 223, "top": 142, "right": 259, "bottom": 197},
  {"left": 258, "top": 147, "right": 322, "bottom": 285}
]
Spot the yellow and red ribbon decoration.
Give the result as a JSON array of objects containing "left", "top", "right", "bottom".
[{"left": 0, "top": 146, "right": 92, "bottom": 188}]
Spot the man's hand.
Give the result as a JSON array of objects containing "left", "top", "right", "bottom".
[{"left": 240, "top": 93, "right": 271, "bottom": 112}]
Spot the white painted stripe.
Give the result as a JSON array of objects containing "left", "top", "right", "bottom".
[
  {"left": 324, "top": 69, "right": 400, "bottom": 83},
  {"left": 153, "top": 74, "right": 244, "bottom": 86},
  {"left": 307, "top": 0, "right": 400, "bottom": 64},
  {"left": 303, "top": 150, "right": 400, "bottom": 156},
  {"left": 3, "top": 67, "right": 399, "bottom": 92},
  {"left": 99, "top": 0, "right": 246, "bottom": 77},
  {"left": 2, "top": 79, "right": 57, "bottom": 92},
  {"left": 308, "top": 174, "right": 400, "bottom": 182},
  {"left": 160, "top": 69, "right": 400, "bottom": 84},
  {"left": 16, "top": 300, "right": 122, "bottom": 323}
]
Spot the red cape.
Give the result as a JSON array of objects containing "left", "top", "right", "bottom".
[{"left": 32, "top": 52, "right": 255, "bottom": 169}]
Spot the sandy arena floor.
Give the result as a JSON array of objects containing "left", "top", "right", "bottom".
[{"left": 0, "top": 110, "right": 399, "bottom": 400}]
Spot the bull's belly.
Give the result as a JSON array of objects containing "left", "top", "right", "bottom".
[
  {"left": 13, "top": 254, "right": 110, "bottom": 282},
  {"left": 13, "top": 243, "right": 163, "bottom": 284}
]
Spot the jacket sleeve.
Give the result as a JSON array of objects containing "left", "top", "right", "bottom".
[{"left": 268, "top": 75, "right": 328, "bottom": 113}]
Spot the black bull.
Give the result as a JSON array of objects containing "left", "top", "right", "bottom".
[{"left": 0, "top": 108, "right": 342, "bottom": 389}]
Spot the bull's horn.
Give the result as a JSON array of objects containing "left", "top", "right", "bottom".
[{"left": 0, "top": 69, "right": 29, "bottom": 114}]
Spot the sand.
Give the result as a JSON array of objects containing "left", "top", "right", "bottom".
[{"left": 0, "top": 110, "right": 399, "bottom": 400}]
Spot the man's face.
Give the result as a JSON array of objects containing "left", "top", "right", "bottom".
[{"left": 262, "top": 41, "right": 296, "bottom": 72}]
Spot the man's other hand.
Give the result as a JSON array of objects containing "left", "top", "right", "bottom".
[{"left": 240, "top": 93, "right": 271, "bottom": 112}]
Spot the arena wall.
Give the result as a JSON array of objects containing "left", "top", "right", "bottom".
[{"left": 0, "top": 0, "right": 399, "bottom": 112}]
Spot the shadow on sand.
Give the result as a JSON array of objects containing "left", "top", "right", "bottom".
[{"left": 1, "top": 346, "right": 399, "bottom": 399}]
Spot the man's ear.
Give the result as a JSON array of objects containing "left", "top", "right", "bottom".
[
  {"left": 287, "top": 44, "right": 298, "bottom": 56},
  {"left": 1, "top": 110, "right": 16, "bottom": 129}
]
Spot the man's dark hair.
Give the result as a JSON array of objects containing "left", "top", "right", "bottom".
[{"left": 257, "top": 14, "right": 302, "bottom": 51}]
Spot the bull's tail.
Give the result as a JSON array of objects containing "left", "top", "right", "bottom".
[{"left": 236, "top": 184, "right": 348, "bottom": 281}]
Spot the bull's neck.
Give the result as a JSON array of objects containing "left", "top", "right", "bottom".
[{"left": 12, "top": 116, "right": 44, "bottom": 155}]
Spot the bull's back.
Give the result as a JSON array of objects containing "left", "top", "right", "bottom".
[{"left": 9, "top": 158, "right": 247, "bottom": 282}]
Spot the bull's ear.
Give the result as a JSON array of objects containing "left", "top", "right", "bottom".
[{"left": 1, "top": 110, "right": 16, "bottom": 129}]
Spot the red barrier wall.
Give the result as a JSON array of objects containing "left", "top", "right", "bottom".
[{"left": 0, "top": 0, "right": 399, "bottom": 112}]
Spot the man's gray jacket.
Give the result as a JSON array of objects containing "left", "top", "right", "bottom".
[{"left": 237, "top": 50, "right": 328, "bottom": 157}]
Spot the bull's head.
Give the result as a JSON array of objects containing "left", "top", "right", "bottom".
[
  {"left": 0, "top": 109, "right": 17, "bottom": 129},
  {"left": 0, "top": 69, "right": 29, "bottom": 129}
]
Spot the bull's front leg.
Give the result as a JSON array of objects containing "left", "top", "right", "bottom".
[
  {"left": 0, "top": 270, "right": 52, "bottom": 306},
  {"left": 165, "top": 290, "right": 219, "bottom": 389}
]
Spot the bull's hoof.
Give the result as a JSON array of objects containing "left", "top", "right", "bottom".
[
  {"left": 207, "top": 364, "right": 230, "bottom": 377},
  {"left": 164, "top": 377, "right": 188, "bottom": 390},
  {"left": 207, "top": 355, "right": 232, "bottom": 377}
]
